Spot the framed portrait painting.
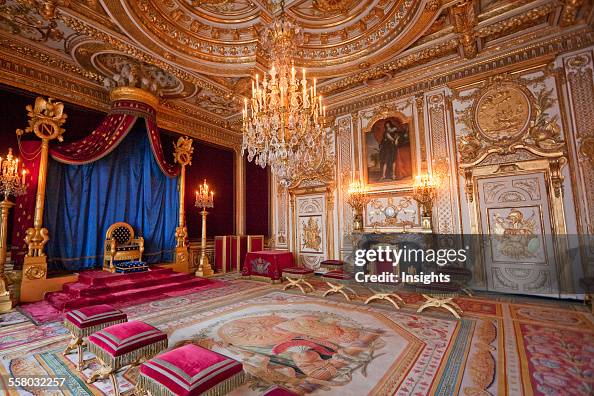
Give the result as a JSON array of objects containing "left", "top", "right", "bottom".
[{"left": 363, "top": 114, "right": 416, "bottom": 188}]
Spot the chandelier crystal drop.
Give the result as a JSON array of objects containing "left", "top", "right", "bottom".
[{"left": 242, "top": 2, "right": 332, "bottom": 187}]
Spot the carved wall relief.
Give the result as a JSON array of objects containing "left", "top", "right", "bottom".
[
  {"left": 454, "top": 74, "right": 565, "bottom": 169},
  {"left": 364, "top": 193, "right": 421, "bottom": 231}
]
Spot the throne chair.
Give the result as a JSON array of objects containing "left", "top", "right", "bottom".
[{"left": 103, "top": 222, "right": 144, "bottom": 272}]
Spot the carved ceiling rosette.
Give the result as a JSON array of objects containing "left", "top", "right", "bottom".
[
  {"left": 97, "top": 0, "right": 440, "bottom": 78},
  {"left": 72, "top": 41, "right": 198, "bottom": 99}
]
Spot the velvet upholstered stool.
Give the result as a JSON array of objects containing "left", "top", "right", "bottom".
[
  {"left": 320, "top": 259, "right": 345, "bottom": 271},
  {"left": 282, "top": 267, "right": 315, "bottom": 294},
  {"left": 137, "top": 344, "right": 245, "bottom": 396},
  {"left": 87, "top": 320, "right": 167, "bottom": 396},
  {"left": 63, "top": 304, "right": 127, "bottom": 371}
]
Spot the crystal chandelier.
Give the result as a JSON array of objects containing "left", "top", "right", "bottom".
[{"left": 242, "top": 1, "right": 331, "bottom": 187}]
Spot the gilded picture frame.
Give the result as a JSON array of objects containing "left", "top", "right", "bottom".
[{"left": 362, "top": 111, "right": 417, "bottom": 190}]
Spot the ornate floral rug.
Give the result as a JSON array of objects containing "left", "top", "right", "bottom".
[{"left": 0, "top": 280, "right": 592, "bottom": 396}]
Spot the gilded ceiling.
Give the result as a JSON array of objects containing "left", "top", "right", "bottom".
[{"left": 0, "top": 0, "right": 592, "bottom": 135}]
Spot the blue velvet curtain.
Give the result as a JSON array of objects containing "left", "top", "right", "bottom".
[{"left": 44, "top": 122, "right": 179, "bottom": 270}]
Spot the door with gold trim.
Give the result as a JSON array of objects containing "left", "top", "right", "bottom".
[
  {"left": 477, "top": 172, "right": 559, "bottom": 296},
  {"left": 294, "top": 194, "right": 327, "bottom": 269}
]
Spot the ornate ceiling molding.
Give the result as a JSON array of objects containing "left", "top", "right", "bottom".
[
  {"left": 319, "top": 0, "right": 568, "bottom": 98},
  {"left": 57, "top": 10, "right": 230, "bottom": 95},
  {"left": 96, "top": 0, "right": 441, "bottom": 77},
  {"left": 0, "top": 33, "right": 240, "bottom": 148},
  {"left": 0, "top": 0, "right": 591, "bottom": 123},
  {"left": 327, "top": 28, "right": 594, "bottom": 117}
]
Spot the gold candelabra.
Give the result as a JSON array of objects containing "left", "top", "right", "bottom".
[
  {"left": 0, "top": 148, "right": 27, "bottom": 312},
  {"left": 195, "top": 179, "right": 214, "bottom": 277},
  {"left": 412, "top": 174, "right": 438, "bottom": 230},
  {"left": 346, "top": 181, "right": 370, "bottom": 232}
]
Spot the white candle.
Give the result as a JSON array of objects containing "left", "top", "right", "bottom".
[
  {"left": 318, "top": 95, "right": 322, "bottom": 115},
  {"left": 313, "top": 78, "right": 316, "bottom": 97}
]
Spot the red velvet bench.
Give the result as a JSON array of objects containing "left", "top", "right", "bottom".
[
  {"left": 87, "top": 320, "right": 167, "bottom": 396},
  {"left": 282, "top": 267, "right": 315, "bottom": 294},
  {"left": 137, "top": 344, "right": 244, "bottom": 396},
  {"left": 321, "top": 270, "right": 357, "bottom": 301},
  {"left": 63, "top": 304, "right": 127, "bottom": 371},
  {"left": 320, "top": 259, "right": 345, "bottom": 271}
]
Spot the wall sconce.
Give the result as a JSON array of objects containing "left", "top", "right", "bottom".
[
  {"left": 412, "top": 174, "right": 438, "bottom": 230},
  {"left": 346, "top": 180, "right": 370, "bottom": 232}
]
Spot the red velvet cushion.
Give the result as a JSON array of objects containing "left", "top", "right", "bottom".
[
  {"left": 323, "top": 271, "right": 351, "bottom": 280},
  {"left": 262, "top": 385, "right": 300, "bottom": 396},
  {"left": 65, "top": 304, "right": 127, "bottom": 329},
  {"left": 88, "top": 321, "right": 166, "bottom": 357},
  {"left": 140, "top": 344, "right": 243, "bottom": 396},
  {"left": 321, "top": 260, "right": 344, "bottom": 266},
  {"left": 282, "top": 267, "right": 314, "bottom": 275}
]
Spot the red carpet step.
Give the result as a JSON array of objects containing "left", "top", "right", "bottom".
[{"left": 45, "top": 268, "right": 215, "bottom": 311}]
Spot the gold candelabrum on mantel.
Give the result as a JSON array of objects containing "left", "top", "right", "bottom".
[
  {"left": 173, "top": 136, "right": 193, "bottom": 273},
  {"left": 0, "top": 149, "right": 27, "bottom": 312},
  {"left": 195, "top": 179, "right": 214, "bottom": 277},
  {"left": 346, "top": 181, "right": 370, "bottom": 232},
  {"left": 16, "top": 97, "right": 67, "bottom": 288},
  {"left": 412, "top": 174, "right": 438, "bottom": 231}
]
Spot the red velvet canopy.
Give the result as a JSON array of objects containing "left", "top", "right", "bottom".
[
  {"left": 49, "top": 100, "right": 179, "bottom": 177},
  {"left": 11, "top": 99, "right": 179, "bottom": 268}
]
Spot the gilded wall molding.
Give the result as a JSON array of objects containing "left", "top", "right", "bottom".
[
  {"left": 328, "top": 29, "right": 594, "bottom": 117},
  {"left": 427, "top": 92, "right": 459, "bottom": 234},
  {"left": 563, "top": 49, "right": 594, "bottom": 235},
  {"left": 451, "top": 0, "right": 478, "bottom": 59},
  {"left": 335, "top": 114, "right": 354, "bottom": 253},
  {"left": 455, "top": 74, "right": 565, "bottom": 167}
]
